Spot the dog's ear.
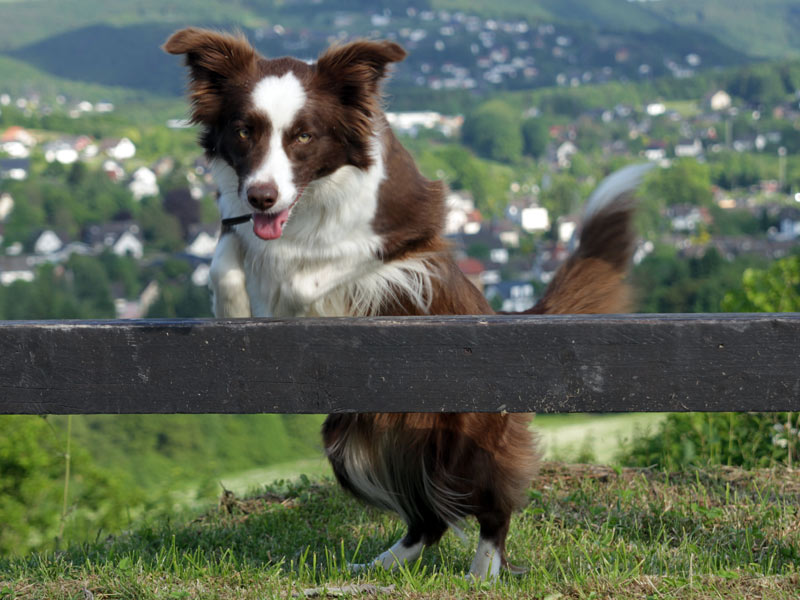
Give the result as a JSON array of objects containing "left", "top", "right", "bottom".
[
  {"left": 316, "top": 40, "right": 406, "bottom": 99},
  {"left": 163, "top": 27, "right": 259, "bottom": 124},
  {"left": 314, "top": 40, "right": 406, "bottom": 168}
]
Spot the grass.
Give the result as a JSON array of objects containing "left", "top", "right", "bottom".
[
  {"left": 1, "top": 462, "right": 798, "bottom": 599},
  {"left": 535, "top": 413, "right": 666, "bottom": 463}
]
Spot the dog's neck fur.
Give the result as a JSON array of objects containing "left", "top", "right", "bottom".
[{"left": 213, "top": 124, "right": 440, "bottom": 318}]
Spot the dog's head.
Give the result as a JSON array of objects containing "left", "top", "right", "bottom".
[{"left": 164, "top": 28, "right": 405, "bottom": 240}]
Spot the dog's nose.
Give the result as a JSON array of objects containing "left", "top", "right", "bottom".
[{"left": 247, "top": 182, "right": 279, "bottom": 211}]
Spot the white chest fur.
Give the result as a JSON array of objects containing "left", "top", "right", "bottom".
[{"left": 209, "top": 154, "right": 434, "bottom": 318}]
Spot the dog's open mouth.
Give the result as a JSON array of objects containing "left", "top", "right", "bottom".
[{"left": 252, "top": 209, "right": 290, "bottom": 240}]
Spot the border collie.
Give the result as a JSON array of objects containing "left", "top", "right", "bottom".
[{"left": 164, "top": 28, "right": 651, "bottom": 579}]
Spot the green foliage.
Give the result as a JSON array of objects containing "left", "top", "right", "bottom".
[
  {"left": 1, "top": 160, "right": 138, "bottom": 246},
  {"left": 624, "top": 252, "right": 800, "bottom": 472},
  {"left": 617, "top": 412, "right": 800, "bottom": 470},
  {"left": 521, "top": 117, "right": 549, "bottom": 159},
  {"left": 0, "top": 254, "right": 147, "bottom": 320},
  {"left": 137, "top": 196, "right": 185, "bottom": 252},
  {"left": 633, "top": 245, "right": 768, "bottom": 313},
  {"left": 63, "top": 414, "right": 325, "bottom": 492},
  {"left": 461, "top": 100, "right": 523, "bottom": 163},
  {"left": 0, "top": 416, "right": 138, "bottom": 556},
  {"left": 540, "top": 173, "right": 581, "bottom": 217},
  {"left": 644, "top": 159, "right": 713, "bottom": 207},
  {"left": 721, "top": 254, "right": 800, "bottom": 312},
  {"left": 412, "top": 143, "right": 512, "bottom": 216}
]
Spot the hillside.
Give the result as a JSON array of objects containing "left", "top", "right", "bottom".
[{"left": 0, "top": 0, "right": 782, "bottom": 105}]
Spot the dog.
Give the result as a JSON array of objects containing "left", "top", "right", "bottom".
[{"left": 164, "top": 28, "right": 650, "bottom": 579}]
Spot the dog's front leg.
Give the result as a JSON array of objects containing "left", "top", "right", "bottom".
[{"left": 209, "top": 232, "right": 251, "bottom": 318}]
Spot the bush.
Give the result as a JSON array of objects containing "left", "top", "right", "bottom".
[{"left": 617, "top": 412, "right": 800, "bottom": 470}]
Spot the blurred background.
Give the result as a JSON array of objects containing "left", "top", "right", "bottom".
[{"left": 0, "top": 0, "right": 798, "bottom": 557}]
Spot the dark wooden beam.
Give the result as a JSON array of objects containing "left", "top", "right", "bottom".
[{"left": 0, "top": 314, "right": 798, "bottom": 415}]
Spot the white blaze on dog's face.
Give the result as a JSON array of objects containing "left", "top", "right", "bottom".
[
  {"left": 241, "top": 72, "right": 307, "bottom": 240},
  {"left": 163, "top": 28, "right": 406, "bottom": 241}
]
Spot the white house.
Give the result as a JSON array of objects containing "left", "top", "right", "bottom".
[
  {"left": 0, "top": 192, "right": 14, "bottom": 221},
  {"left": 444, "top": 191, "right": 476, "bottom": 235},
  {"left": 0, "top": 256, "right": 35, "bottom": 285},
  {"left": 521, "top": 206, "right": 549, "bottom": 232},
  {"left": 43, "top": 141, "right": 79, "bottom": 165},
  {"left": 102, "top": 137, "right": 136, "bottom": 160},
  {"left": 556, "top": 141, "right": 577, "bottom": 168},
  {"left": 33, "top": 230, "right": 65, "bottom": 255},
  {"left": 674, "top": 139, "right": 703, "bottom": 158},
  {"left": 85, "top": 222, "right": 144, "bottom": 259},
  {"left": 0, "top": 158, "right": 29, "bottom": 180},
  {"left": 128, "top": 167, "right": 159, "bottom": 200},
  {"left": 191, "top": 263, "right": 211, "bottom": 287},
  {"left": 185, "top": 229, "right": 218, "bottom": 259},
  {"left": 707, "top": 90, "right": 732, "bottom": 112},
  {"left": 112, "top": 230, "right": 144, "bottom": 259}
]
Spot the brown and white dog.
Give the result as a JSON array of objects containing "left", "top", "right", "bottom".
[{"left": 164, "top": 28, "right": 650, "bottom": 579}]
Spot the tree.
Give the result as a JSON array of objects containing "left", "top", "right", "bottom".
[
  {"left": 521, "top": 117, "right": 549, "bottom": 159},
  {"left": 461, "top": 100, "right": 523, "bottom": 163},
  {"left": 722, "top": 255, "right": 800, "bottom": 312}
]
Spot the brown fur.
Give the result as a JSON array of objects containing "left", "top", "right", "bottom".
[{"left": 166, "top": 29, "right": 639, "bottom": 575}]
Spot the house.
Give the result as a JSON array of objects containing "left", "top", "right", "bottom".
[
  {"left": 674, "top": 139, "right": 703, "bottom": 158},
  {"left": 100, "top": 137, "right": 136, "bottom": 160},
  {"left": 777, "top": 207, "right": 800, "bottom": 240},
  {"left": 645, "top": 102, "right": 666, "bottom": 116},
  {"left": 666, "top": 204, "right": 711, "bottom": 232},
  {"left": 185, "top": 226, "right": 218, "bottom": 259},
  {"left": 557, "top": 216, "right": 578, "bottom": 243},
  {"left": 644, "top": 141, "right": 667, "bottom": 161},
  {"left": 43, "top": 140, "right": 79, "bottom": 165},
  {"left": 0, "top": 193, "right": 14, "bottom": 221},
  {"left": 0, "top": 158, "right": 30, "bottom": 180},
  {"left": 556, "top": 141, "right": 577, "bottom": 168},
  {"left": 191, "top": 263, "right": 211, "bottom": 287},
  {"left": 115, "top": 280, "right": 160, "bottom": 319},
  {"left": 706, "top": 90, "right": 732, "bottom": 112},
  {"left": 484, "top": 280, "right": 536, "bottom": 312},
  {"left": 103, "top": 160, "right": 125, "bottom": 182},
  {"left": 445, "top": 191, "right": 476, "bottom": 235},
  {"left": 1, "top": 126, "right": 35, "bottom": 158},
  {"left": 1, "top": 126, "right": 35, "bottom": 147},
  {"left": 128, "top": 167, "right": 159, "bottom": 200},
  {"left": 521, "top": 206, "right": 549, "bottom": 233},
  {"left": 0, "top": 255, "right": 35, "bottom": 285},
  {"left": 456, "top": 257, "right": 485, "bottom": 292},
  {"left": 84, "top": 222, "right": 144, "bottom": 259},
  {"left": 32, "top": 230, "right": 66, "bottom": 255}
]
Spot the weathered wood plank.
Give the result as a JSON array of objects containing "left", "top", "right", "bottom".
[{"left": 0, "top": 314, "right": 798, "bottom": 414}]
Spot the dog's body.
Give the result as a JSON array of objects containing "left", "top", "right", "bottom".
[{"left": 165, "top": 28, "right": 650, "bottom": 579}]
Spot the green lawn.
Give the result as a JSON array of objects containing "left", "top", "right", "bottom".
[
  {"left": 535, "top": 413, "right": 667, "bottom": 463},
  {"left": 2, "top": 462, "right": 797, "bottom": 599}
]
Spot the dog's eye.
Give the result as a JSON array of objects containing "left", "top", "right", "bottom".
[
  {"left": 297, "top": 133, "right": 312, "bottom": 144},
  {"left": 236, "top": 127, "right": 250, "bottom": 140}
]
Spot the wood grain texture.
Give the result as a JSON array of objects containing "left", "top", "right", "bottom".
[{"left": 0, "top": 314, "right": 798, "bottom": 414}]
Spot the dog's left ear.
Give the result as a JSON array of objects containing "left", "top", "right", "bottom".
[{"left": 315, "top": 40, "right": 406, "bottom": 167}]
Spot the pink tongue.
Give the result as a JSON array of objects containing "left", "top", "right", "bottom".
[{"left": 252, "top": 210, "right": 289, "bottom": 240}]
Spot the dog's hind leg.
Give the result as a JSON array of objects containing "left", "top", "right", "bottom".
[{"left": 468, "top": 511, "right": 510, "bottom": 580}]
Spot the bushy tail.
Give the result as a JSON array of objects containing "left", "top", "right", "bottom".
[{"left": 527, "top": 163, "right": 653, "bottom": 315}]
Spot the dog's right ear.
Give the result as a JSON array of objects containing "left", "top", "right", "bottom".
[{"left": 163, "top": 27, "right": 258, "bottom": 124}]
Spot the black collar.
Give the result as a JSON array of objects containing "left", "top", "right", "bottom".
[{"left": 221, "top": 214, "right": 251, "bottom": 234}]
